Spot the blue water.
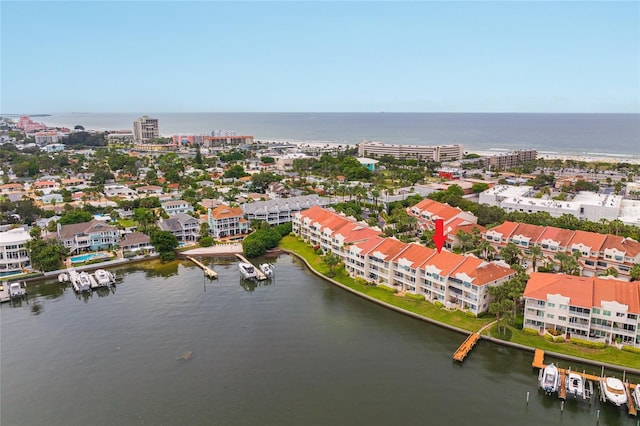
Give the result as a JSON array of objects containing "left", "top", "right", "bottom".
[
  {"left": 70, "top": 253, "right": 104, "bottom": 263},
  {"left": 33, "top": 112, "right": 640, "bottom": 157}
]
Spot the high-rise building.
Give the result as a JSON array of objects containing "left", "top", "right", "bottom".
[{"left": 133, "top": 116, "right": 159, "bottom": 142}]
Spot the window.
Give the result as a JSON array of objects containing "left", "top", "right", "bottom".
[
  {"left": 558, "top": 316, "right": 567, "bottom": 321},
  {"left": 592, "top": 308, "right": 600, "bottom": 314},
  {"left": 603, "top": 310, "right": 611, "bottom": 316},
  {"left": 547, "top": 302, "right": 555, "bottom": 308}
]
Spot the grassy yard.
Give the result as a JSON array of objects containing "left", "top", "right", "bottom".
[{"left": 280, "top": 235, "right": 640, "bottom": 370}]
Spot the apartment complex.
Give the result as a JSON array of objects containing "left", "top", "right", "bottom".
[
  {"left": 0, "top": 227, "right": 31, "bottom": 277},
  {"left": 357, "top": 141, "right": 464, "bottom": 162},
  {"left": 242, "top": 195, "right": 332, "bottom": 226},
  {"left": 161, "top": 200, "right": 194, "bottom": 217},
  {"left": 484, "top": 221, "right": 640, "bottom": 279},
  {"left": 293, "top": 206, "right": 515, "bottom": 315},
  {"left": 158, "top": 213, "right": 199, "bottom": 242},
  {"left": 486, "top": 149, "right": 537, "bottom": 169},
  {"left": 208, "top": 205, "right": 250, "bottom": 239},
  {"left": 479, "top": 185, "right": 622, "bottom": 222},
  {"left": 523, "top": 273, "right": 640, "bottom": 347},
  {"left": 133, "top": 116, "right": 159, "bottom": 142},
  {"left": 407, "top": 198, "right": 481, "bottom": 249}
]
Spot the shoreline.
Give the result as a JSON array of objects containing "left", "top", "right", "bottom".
[{"left": 281, "top": 247, "right": 640, "bottom": 376}]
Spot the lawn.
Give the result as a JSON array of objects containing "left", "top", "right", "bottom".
[{"left": 280, "top": 235, "right": 640, "bottom": 370}]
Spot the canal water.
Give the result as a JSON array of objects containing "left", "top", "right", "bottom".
[{"left": 1, "top": 255, "right": 638, "bottom": 426}]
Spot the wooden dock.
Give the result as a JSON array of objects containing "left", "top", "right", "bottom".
[
  {"left": 234, "top": 254, "right": 267, "bottom": 281},
  {"left": 624, "top": 382, "right": 637, "bottom": 416},
  {"left": 187, "top": 256, "right": 218, "bottom": 279},
  {"left": 534, "top": 350, "right": 638, "bottom": 414},
  {"left": 452, "top": 332, "right": 480, "bottom": 362}
]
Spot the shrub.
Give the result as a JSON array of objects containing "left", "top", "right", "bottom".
[
  {"left": 570, "top": 337, "right": 606, "bottom": 349},
  {"left": 464, "top": 310, "right": 476, "bottom": 318},
  {"left": 378, "top": 284, "right": 397, "bottom": 294},
  {"left": 434, "top": 301, "right": 444, "bottom": 308},
  {"left": 522, "top": 327, "right": 539, "bottom": 336},
  {"left": 198, "top": 236, "right": 213, "bottom": 247},
  {"left": 355, "top": 277, "right": 369, "bottom": 286},
  {"left": 622, "top": 345, "right": 640, "bottom": 354},
  {"left": 405, "top": 293, "right": 425, "bottom": 301}
]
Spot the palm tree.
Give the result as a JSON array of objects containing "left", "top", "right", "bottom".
[
  {"left": 500, "top": 242, "right": 523, "bottom": 267},
  {"left": 323, "top": 252, "right": 341, "bottom": 277},
  {"left": 530, "top": 245, "right": 543, "bottom": 272},
  {"left": 476, "top": 239, "right": 495, "bottom": 261},
  {"left": 455, "top": 230, "right": 473, "bottom": 254}
]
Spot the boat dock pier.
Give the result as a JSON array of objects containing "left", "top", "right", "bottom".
[
  {"left": 234, "top": 254, "right": 267, "bottom": 281},
  {"left": 186, "top": 257, "right": 217, "bottom": 279},
  {"left": 533, "top": 350, "right": 637, "bottom": 415},
  {"left": 452, "top": 332, "right": 480, "bottom": 362}
]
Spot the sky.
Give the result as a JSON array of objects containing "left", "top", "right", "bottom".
[{"left": 1, "top": 1, "right": 639, "bottom": 113}]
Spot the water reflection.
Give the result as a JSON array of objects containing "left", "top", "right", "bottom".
[{"left": 238, "top": 277, "right": 273, "bottom": 292}]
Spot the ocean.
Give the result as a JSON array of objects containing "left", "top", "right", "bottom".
[{"left": 32, "top": 112, "right": 640, "bottom": 158}]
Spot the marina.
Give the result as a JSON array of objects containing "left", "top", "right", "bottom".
[{"left": 533, "top": 349, "right": 638, "bottom": 415}]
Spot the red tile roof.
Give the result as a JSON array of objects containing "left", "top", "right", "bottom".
[
  {"left": 567, "top": 230, "right": 607, "bottom": 253},
  {"left": 525, "top": 273, "right": 640, "bottom": 313},
  {"left": 394, "top": 243, "right": 436, "bottom": 268}
]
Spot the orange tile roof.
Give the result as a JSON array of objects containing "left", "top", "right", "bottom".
[
  {"left": 210, "top": 205, "right": 243, "bottom": 219},
  {"left": 486, "top": 221, "right": 519, "bottom": 239},
  {"left": 369, "top": 238, "right": 409, "bottom": 260},
  {"left": 34, "top": 180, "right": 57, "bottom": 187},
  {"left": 603, "top": 235, "right": 640, "bottom": 258},
  {"left": 422, "top": 250, "right": 466, "bottom": 275},
  {"left": 537, "top": 226, "right": 576, "bottom": 247},
  {"left": 352, "top": 236, "right": 385, "bottom": 254},
  {"left": 451, "top": 257, "right": 514, "bottom": 285},
  {"left": 525, "top": 272, "right": 640, "bottom": 313},
  {"left": 394, "top": 243, "right": 436, "bottom": 268},
  {"left": 567, "top": 230, "right": 607, "bottom": 253}
]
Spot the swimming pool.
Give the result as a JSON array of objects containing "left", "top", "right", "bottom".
[{"left": 70, "top": 253, "right": 107, "bottom": 263}]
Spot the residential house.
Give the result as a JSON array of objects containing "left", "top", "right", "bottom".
[
  {"left": 208, "top": 205, "right": 249, "bottom": 239},
  {"left": 121, "top": 232, "right": 155, "bottom": 255},
  {"left": 0, "top": 227, "right": 31, "bottom": 276},
  {"left": 55, "top": 219, "right": 120, "bottom": 254},
  {"left": 161, "top": 200, "right": 194, "bottom": 217},
  {"left": 158, "top": 213, "right": 200, "bottom": 242}
]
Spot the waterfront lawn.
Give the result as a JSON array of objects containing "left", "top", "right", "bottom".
[
  {"left": 280, "top": 236, "right": 493, "bottom": 332},
  {"left": 280, "top": 235, "right": 640, "bottom": 370}
]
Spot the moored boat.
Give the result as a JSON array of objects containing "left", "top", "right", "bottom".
[
  {"left": 602, "top": 377, "right": 627, "bottom": 407},
  {"left": 8, "top": 282, "right": 26, "bottom": 299},
  {"left": 540, "top": 363, "right": 559, "bottom": 394},
  {"left": 75, "top": 272, "right": 92, "bottom": 293},
  {"left": 259, "top": 263, "right": 274, "bottom": 278},
  {"left": 238, "top": 262, "right": 257, "bottom": 280},
  {"left": 633, "top": 383, "right": 640, "bottom": 409},
  {"left": 566, "top": 372, "right": 584, "bottom": 398},
  {"left": 93, "top": 269, "right": 115, "bottom": 286}
]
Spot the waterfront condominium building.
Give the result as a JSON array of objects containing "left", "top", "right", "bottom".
[
  {"left": 483, "top": 221, "right": 640, "bottom": 279},
  {"left": 523, "top": 272, "right": 640, "bottom": 348},
  {"left": 293, "top": 206, "right": 515, "bottom": 315},
  {"left": 133, "top": 116, "right": 159, "bottom": 142},
  {"left": 357, "top": 141, "right": 464, "bottom": 162},
  {"left": 0, "top": 227, "right": 32, "bottom": 276}
]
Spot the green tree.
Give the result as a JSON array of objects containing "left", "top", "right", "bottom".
[
  {"left": 27, "top": 239, "right": 68, "bottom": 272},
  {"left": 471, "top": 182, "right": 490, "bottom": 194},
  {"left": 150, "top": 230, "right": 179, "bottom": 261},
  {"left": 323, "top": 251, "right": 341, "bottom": 277},
  {"left": 529, "top": 245, "right": 543, "bottom": 272},
  {"left": 58, "top": 210, "right": 93, "bottom": 225},
  {"left": 500, "top": 242, "right": 523, "bottom": 267},
  {"left": 630, "top": 264, "right": 640, "bottom": 282}
]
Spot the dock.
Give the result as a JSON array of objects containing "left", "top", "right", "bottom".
[
  {"left": 187, "top": 256, "right": 218, "bottom": 279},
  {"left": 234, "top": 254, "right": 267, "bottom": 281},
  {"left": 624, "top": 383, "right": 637, "bottom": 416},
  {"left": 452, "top": 332, "right": 480, "bottom": 362},
  {"left": 534, "top": 350, "right": 636, "bottom": 413}
]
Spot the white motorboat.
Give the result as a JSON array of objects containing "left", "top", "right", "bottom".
[
  {"left": 540, "top": 363, "right": 560, "bottom": 394},
  {"left": 58, "top": 272, "right": 69, "bottom": 283},
  {"left": 238, "top": 262, "right": 257, "bottom": 280},
  {"left": 565, "top": 372, "right": 584, "bottom": 398},
  {"left": 8, "top": 282, "right": 26, "bottom": 299},
  {"left": 602, "top": 377, "right": 627, "bottom": 407},
  {"left": 259, "top": 263, "right": 274, "bottom": 278},
  {"left": 76, "top": 272, "right": 92, "bottom": 292},
  {"left": 633, "top": 383, "right": 640, "bottom": 409},
  {"left": 93, "top": 269, "right": 115, "bottom": 286}
]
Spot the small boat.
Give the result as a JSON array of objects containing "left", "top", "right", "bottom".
[
  {"left": 8, "top": 282, "right": 26, "bottom": 299},
  {"left": 58, "top": 272, "right": 69, "bottom": 283},
  {"left": 93, "top": 269, "right": 115, "bottom": 286},
  {"left": 602, "top": 377, "right": 627, "bottom": 406},
  {"left": 540, "top": 363, "right": 560, "bottom": 394},
  {"left": 76, "top": 272, "right": 92, "bottom": 292},
  {"left": 238, "top": 262, "right": 257, "bottom": 280},
  {"left": 633, "top": 383, "right": 640, "bottom": 409},
  {"left": 259, "top": 263, "right": 274, "bottom": 278},
  {"left": 566, "top": 372, "right": 584, "bottom": 398}
]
